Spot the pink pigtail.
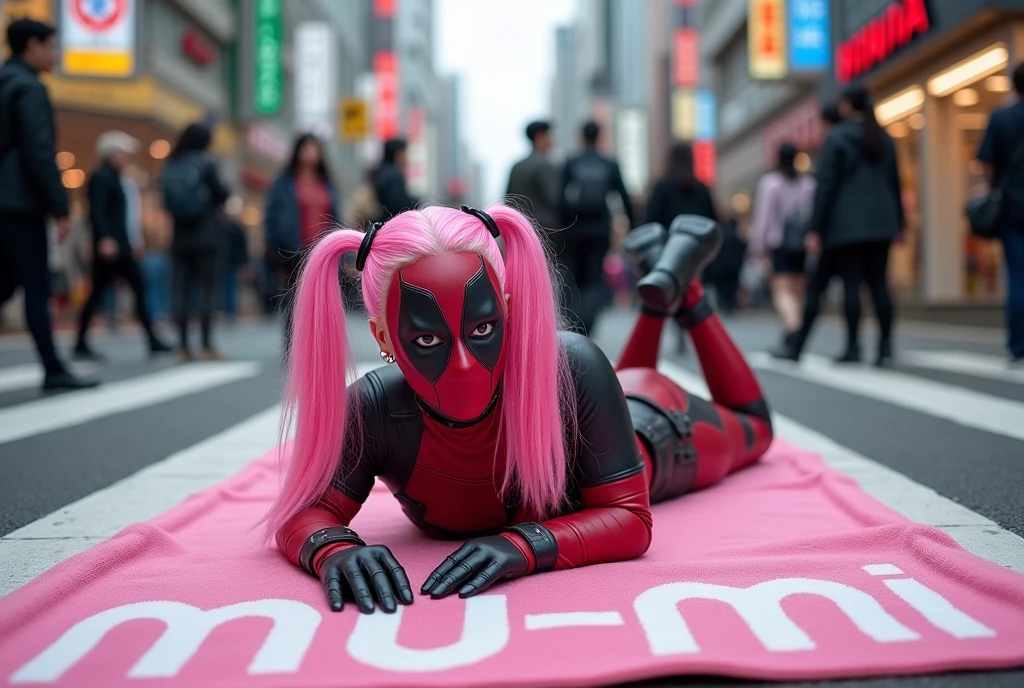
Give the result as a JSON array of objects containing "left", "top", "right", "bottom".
[
  {"left": 487, "top": 205, "right": 575, "bottom": 519},
  {"left": 264, "top": 229, "right": 366, "bottom": 539}
]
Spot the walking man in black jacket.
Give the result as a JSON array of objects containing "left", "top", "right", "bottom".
[
  {"left": 0, "top": 19, "right": 97, "bottom": 390},
  {"left": 74, "top": 132, "right": 172, "bottom": 360},
  {"left": 372, "top": 138, "right": 419, "bottom": 221}
]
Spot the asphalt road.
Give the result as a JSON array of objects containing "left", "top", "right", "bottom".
[{"left": 0, "top": 308, "right": 1021, "bottom": 688}]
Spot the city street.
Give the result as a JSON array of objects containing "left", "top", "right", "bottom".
[{"left": 0, "top": 308, "right": 1021, "bottom": 688}]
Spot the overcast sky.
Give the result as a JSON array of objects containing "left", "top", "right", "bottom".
[{"left": 436, "top": 0, "right": 577, "bottom": 203}]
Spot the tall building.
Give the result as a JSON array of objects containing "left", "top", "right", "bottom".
[
  {"left": 825, "top": 0, "right": 1024, "bottom": 308},
  {"left": 699, "top": 0, "right": 820, "bottom": 209},
  {"left": 395, "top": 0, "right": 438, "bottom": 200}
]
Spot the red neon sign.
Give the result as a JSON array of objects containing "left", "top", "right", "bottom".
[
  {"left": 374, "top": 52, "right": 399, "bottom": 141},
  {"left": 673, "top": 28, "right": 699, "bottom": 87},
  {"left": 693, "top": 141, "right": 716, "bottom": 186},
  {"left": 836, "top": 0, "right": 930, "bottom": 83}
]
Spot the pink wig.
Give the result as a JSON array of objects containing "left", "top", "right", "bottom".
[{"left": 264, "top": 205, "right": 575, "bottom": 539}]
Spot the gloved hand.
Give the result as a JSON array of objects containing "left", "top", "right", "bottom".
[
  {"left": 421, "top": 535, "right": 529, "bottom": 599},
  {"left": 319, "top": 545, "right": 414, "bottom": 614}
]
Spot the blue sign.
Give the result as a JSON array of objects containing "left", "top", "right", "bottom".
[
  {"left": 694, "top": 90, "right": 716, "bottom": 141},
  {"left": 789, "top": 0, "right": 830, "bottom": 71}
]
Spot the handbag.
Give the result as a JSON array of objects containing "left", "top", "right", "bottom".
[{"left": 965, "top": 127, "right": 1024, "bottom": 239}]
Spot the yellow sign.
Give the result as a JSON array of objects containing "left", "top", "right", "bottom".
[
  {"left": 672, "top": 90, "right": 695, "bottom": 140},
  {"left": 63, "top": 50, "right": 134, "bottom": 78},
  {"left": 46, "top": 76, "right": 205, "bottom": 130},
  {"left": 340, "top": 98, "right": 369, "bottom": 142},
  {"left": 749, "top": 0, "right": 788, "bottom": 80}
]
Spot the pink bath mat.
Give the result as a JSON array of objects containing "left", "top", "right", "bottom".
[{"left": 1, "top": 440, "right": 1023, "bottom": 687}]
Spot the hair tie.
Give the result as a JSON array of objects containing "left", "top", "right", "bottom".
[
  {"left": 460, "top": 205, "right": 501, "bottom": 239},
  {"left": 355, "top": 221, "right": 383, "bottom": 271}
]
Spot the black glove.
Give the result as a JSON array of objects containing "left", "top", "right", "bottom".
[
  {"left": 319, "top": 545, "right": 414, "bottom": 614},
  {"left": 421, "top": 535, "right": 529, "bottom": 599}
]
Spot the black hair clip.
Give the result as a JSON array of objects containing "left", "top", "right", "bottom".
[
  {"left": 355, "top": 221, "right": 383, "bottom": 271},
  {"left": 460, "top": 205, "right": 501, "bottom": 239}
]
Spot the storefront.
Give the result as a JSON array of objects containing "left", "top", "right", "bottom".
[{"left": 834, "top": 0, "right": 1024, "bottom": 304}]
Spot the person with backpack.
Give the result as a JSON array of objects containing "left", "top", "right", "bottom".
[
  {"left": 560, "top": 120, "right": 635, "bottom": 334},
  {"left": 0, "top": 19, "right": 97, "bottom": 391},
  {"left": 776, "top": 85, "right": 904, "bottom": 366},
  {"left": 160, "top": 122, "right": 230, "bottom": 362},
  {"left": 73, "top": 132, "right": 172, "bottom": 360},
  {"left": 750, "top": 142, "right": 816, "bottom": 353},
  {"left": 976, "top": 62, "right": 1024, "bottom": 367}
]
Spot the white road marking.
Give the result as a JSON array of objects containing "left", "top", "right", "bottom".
[
  {"left": 900, "top": 350, "right": 1024, "bottom": 384},
  {"left": 658, "top": 360, "right": 1024, "bottom": 573},
  {"left": 0, "top": 361, "right": 262, "bottom": 446},
  {"left": 524, "top": 612, "right": 625, "bottom": 630},
  {"left": 0, "top": 361, "right": 382, "bottom": 598},
  {"left": 747, "top": 352, "right": 1024, "bottom": 442}
]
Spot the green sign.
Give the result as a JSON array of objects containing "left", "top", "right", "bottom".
[{"left": 254, "top": 0, "right": 282, "bottom": 115}]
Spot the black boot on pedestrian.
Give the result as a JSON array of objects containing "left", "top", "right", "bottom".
[
  {"left": 875, "top": 341, "right": 894, "bottom": 368},
  {"left": 72, "top": 344, "right": 106, "bottom": 363},
  {"left": 622, "top": 222, "right": 667, "bottom": 278},
  {"left": 149, "top": 339, "right": 174, "bottom": 356},
  {"left": 42, "top": 370, "right": 100, "bottom": 392},
  {"left": 770, "top": 330, "right": 803, "bottom": 362},
  {"left": 636, "top": 215, "right": 722, "bottom": 315},
  {"left": 833, "top": 347, "right": 862, "bottom": 364},
  {"left": 769, "top": 331, "right": 798, "bottom": 360}
]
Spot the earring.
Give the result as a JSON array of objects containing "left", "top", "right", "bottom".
[{"left": 379, "top": 350, "right": 395, "bottom": 364}]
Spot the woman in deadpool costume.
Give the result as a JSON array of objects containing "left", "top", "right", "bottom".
[{"left": 266, "top": 205, "right": 773, "bottom": 613}]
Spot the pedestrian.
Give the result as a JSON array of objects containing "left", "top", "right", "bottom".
[
  {"left": 160, "top": 122, "right": 231, "bottom": 362},
  {"left": 750, "top": 142, "right": 816, "bottom": 353},
  {"left": 779, "top": 85, "right": 903, "bottom": 366},
  {"left": 506, "top": 120, "right": 562, "bottom": 233},
  {"left": 372, "top": 138, "right": 418, "bottom": 222},
  {"left": 645, "top": 141, "right": 718, "bottom": 351},
  {"left": 264, "top": 134, "right": 341, "bottom": 341},
  {"left": 560, "top": 120, "right": 635, "bottom": 335},
  {"left": 219, "top": 214, "right": 248, "bottom": 323},
  {"left": 74, "top": 132, "right": 172, "bottom": 361},
  {"left": 704, "top": 215, "right": 747, "bottom": 314},
  {"left": 645, "top": 141, "right": 718, "bottom": 228},
  {"left": 0, "top": 19, "right": 97, "bottom": 390},
  {"left": 976, "top": 62, "right": 1024, "bottom": 368}
]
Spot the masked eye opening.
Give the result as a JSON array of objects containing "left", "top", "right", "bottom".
[
  {"left": 470, "top": 322, "right": 495, "bottom": 338},
  {"left": 414, "top": 333, "right": 445, "bottom": 348}
]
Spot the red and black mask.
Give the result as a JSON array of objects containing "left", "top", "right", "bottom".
[{"left": 385, "top": 252, "right": 507, "bottom": 423}]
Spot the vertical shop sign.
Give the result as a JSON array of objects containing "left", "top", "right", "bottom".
[
  {"left": 749, "top": 0, "right": 787, "bottom": 79},
  {"left": 294, "top": 22, "right": 337, "bottom": 138},
  {"left": 693, "top": 140, "right": 716, "bottom": 185},
  {"left": 674, "top": 28, "right": 699, "bottom": 87},
  {"left": 789, "top": 0, "right": 830, "bottom": 71},
  {"left": 694, "top": 90, "right": 716, "bottom": 141},
  {"left": 254, "top": 0, "right": 282, "bottom": 115},
  {"left": 61, "top": 0, "right": 136, "bottom": 77}
]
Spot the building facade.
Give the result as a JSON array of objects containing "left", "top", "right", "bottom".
[{"left": 826, "top": 0, "right": 1024, "bottom": 305}]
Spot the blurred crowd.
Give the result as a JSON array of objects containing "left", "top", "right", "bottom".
[{"left": 3, "top": 17, "right": 1023, "bottom": 393}]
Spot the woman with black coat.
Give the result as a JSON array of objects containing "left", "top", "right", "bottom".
[
  {"left": 161, "top": 123, "right": 230, "bottom": 362},
  {"left": 645, "top": 142, "right": 718, "bottom": 228},
  {"left": 783, "top": 85, "right": 904, "bottom": 366}
]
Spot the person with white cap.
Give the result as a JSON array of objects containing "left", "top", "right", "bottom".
[{"left": 74, "top": 131, "right": 172, "bottom": 360}]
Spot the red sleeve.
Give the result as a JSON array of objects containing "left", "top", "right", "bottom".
[
  {"left": 275, "top": 488, "right": 364, "bottom": 575},
  {"left": 541, "top": 471, "right": 653, "bottom": 570}
]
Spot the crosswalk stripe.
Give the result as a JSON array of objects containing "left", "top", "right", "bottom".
[
  {"left": 0, "top": 361, "right": 380, "bottom": 598},
  {"left": 747, "top": 352, "right": 1024, "bottom": 443},
  {"left": 657, "top": 360, "right": 1024, "bottom": 573},
  {"left": 900, "top": 350, "right": 1024, "bottom": 384},
  {"left": 0, "top": 361, "right": 262, "bottom": 447}
]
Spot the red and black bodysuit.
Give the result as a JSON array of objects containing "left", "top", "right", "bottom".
[{"left": 278, "top": 214, "right": 774, "bottom": 612}]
